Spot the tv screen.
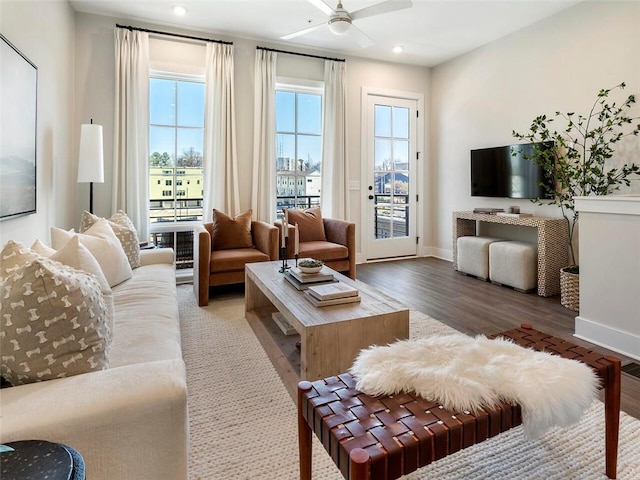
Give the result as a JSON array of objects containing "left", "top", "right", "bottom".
[{"left": 470, "top": 142, "right": 553, "bottom": 199}]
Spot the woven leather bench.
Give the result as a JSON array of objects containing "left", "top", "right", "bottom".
[{"left": 297, "top": 324, "right": 621, "bottom": 480}]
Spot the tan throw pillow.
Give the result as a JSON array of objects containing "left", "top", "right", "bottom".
[
  {"left": 285, "top": 207, "right": 326, "bottom": 242},
  {"left": 52, "top": 218, "right": 132, "bottom": 287},
  {"left": 211, "top": 209, "right": 253, "bottom": 250},
  {"left": 0, "top": 257, "right": 110, "bottom": 386},
  {"left": 50, "top": 236, "right": 115, "bottom": 339},
  {"left": 80, "top": 210, "right": 141, "bottom": 269},
  {"left": 2, "top": 238, "right": 114, "bottom": 342},
  {"left": 0, "top": 241, "right": 36, "bottom": 282}
]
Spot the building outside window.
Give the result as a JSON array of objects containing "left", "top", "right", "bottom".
[
  {"left": 275, "top": 84, "right": 322, "bottom": 218},
  {"left": 148, "top": 73, "right": 205, "bottom": 269}
]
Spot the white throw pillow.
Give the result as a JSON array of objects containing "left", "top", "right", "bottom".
[
  {"left": 50, "top": 236, "right": 115, "bottom": 338},
  {"left": 31, "top": 239, "right": 56, "bottom": 257},
  {"left": 80, "top": 210, "right": 141, "bottom": 269},
  {"left": 51, "top": 218, "right": 132, "bottom": 287}
]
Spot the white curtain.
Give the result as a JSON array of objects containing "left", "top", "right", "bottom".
[
  {"left": 320, "top": 60, "right": 348, "bottom": 220},
  {"left": 203, "top": 42, "right": 239, "bottom": 220},
  {"left": 113, "top": 27, "right": 150, "bottom": 241},
  {"left": 251, "top": 49, "right": 277, "bottom": 224}
]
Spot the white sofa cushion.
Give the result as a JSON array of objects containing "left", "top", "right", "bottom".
[{"left": 109, "top": 262, "right": 181, "bottom": 368}]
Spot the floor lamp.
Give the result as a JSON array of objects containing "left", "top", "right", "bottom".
[{"left": 77, "top": 120, "right": 104, "bottom": 214}]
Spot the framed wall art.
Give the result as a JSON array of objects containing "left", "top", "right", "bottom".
[{"left": 0, "top": 33, "right": 37, "bottom": 220}]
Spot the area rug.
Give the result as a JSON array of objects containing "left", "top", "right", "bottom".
[{"left": 177, "top": 285, "right": 640, "bottom": 480}]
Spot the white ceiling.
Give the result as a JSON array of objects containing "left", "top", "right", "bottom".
[{"left": 69, "top": 0, "right": 581, "bottom": 67}]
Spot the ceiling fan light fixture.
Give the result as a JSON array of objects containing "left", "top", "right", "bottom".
[{"left": 328, "top": 17, "right": 352, "bottom": 35}]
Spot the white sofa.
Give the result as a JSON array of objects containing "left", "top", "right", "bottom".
[{"left": 0, "top": 248, "right": 188, "bottom": 480}]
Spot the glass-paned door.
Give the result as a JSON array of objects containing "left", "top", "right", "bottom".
[{"left": 365, "top": 95, "right": 417, "bottom": 259}]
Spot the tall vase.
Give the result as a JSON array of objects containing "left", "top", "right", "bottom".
[{"left": 560, "top": 267, "right": 579, "bottom": 312}]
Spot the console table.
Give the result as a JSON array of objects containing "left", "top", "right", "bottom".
[{"left": 452, "top": 212, "right": 568, "bottom": 296}]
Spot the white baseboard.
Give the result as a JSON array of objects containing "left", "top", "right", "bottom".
[
  {"left": 574, "top": 316, "right": 640, "bottom": 362},
  {"left": 356, "top": 247, "right": 453, "bottom": 264}
]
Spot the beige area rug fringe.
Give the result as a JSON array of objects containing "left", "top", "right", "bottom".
[{"left": 178, "top": 285, "right": 640, "bottom": 480}]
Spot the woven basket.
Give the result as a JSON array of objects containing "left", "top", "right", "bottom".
[{"left": 560, "top": 268, "right": 579, "bottom": 312}]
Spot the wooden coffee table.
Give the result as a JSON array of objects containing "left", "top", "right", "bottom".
[{"left": 245, "top": 262, "right": 409, "bottom": 399}]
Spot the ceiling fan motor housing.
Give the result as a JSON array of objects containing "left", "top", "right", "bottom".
[{"left": 328, "top": 14, "right": 352, "bottom": 35}]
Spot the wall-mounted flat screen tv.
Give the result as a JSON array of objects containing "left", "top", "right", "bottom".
[{"left": 470, "top": 142, "right": 554, "bottom": 199}]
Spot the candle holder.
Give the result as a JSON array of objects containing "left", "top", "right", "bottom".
[
  {"left": 294, "top": 253, "right": 299, "bottom": 267},
  {"left": 279, "top": 237, "right": 290, "bottom": 273}
]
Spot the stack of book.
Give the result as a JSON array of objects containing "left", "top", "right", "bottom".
[
  {"left": 304, "top": 282, "right": 361, "bottom": 307},
  {"left": 271, "top": 312, "right": 297, "bottom": 335},
  {"left": 284, "top": 266, "right": 338, "bottom": 290}
]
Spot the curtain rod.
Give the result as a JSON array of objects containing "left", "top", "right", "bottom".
[
  {"left": 256, "top": 46, "right": 345, "bottom": 63},
  {"left": 116, "top": 24, "right": 232, "bottom": 45}
]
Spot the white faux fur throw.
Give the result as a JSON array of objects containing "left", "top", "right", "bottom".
[{"left": 350, "top": 334, "right": 599, "bottom": 439}]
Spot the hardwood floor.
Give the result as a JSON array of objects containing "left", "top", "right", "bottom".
[{"left": 356, "top": 256, "right": 640, "bottom": 420}]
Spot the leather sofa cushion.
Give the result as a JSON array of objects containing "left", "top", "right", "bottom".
[
  {"left": 210, "top": 248, "right": 270, "bottom": 273},
  {"left": 286, "top": 207, "right": 326, "bottom": 242},
  {"left": 212, "top": 209, "right": 253, "bottom": 250},
  {"left": 298, "top": 241, "right": 348, "bottom": 262}
]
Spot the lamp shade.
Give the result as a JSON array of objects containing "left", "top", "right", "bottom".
[{"left": 77, "top": 123, "right": 104, "bottom": 183}]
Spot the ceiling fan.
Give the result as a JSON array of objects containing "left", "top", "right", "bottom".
[{"left": 281, "top": 0, "right": 413, "bottom": 48}]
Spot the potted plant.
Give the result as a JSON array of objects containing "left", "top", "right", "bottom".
[{"left": 513, "top": 82, "right": 640, "bottom": 311}]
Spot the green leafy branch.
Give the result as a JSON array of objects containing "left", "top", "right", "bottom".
[{"left": 513, "top": 82, "right": 640, "bottom": 267}]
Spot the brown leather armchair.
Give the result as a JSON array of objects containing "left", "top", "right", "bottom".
[
  {"left": 278, "top": 215, "right": 356, "bottom": 280},
  {"left": 194, "top": 220, "right": 279, "bottom": 306}
]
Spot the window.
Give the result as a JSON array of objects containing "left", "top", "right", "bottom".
[
  {"left": 149, "top": 73, "right": 205, "bottom": 270},
  {"left": 149, "top": 74, "right": 205, "bottom": 224},
  {"left": 275, "top": 84, "right": 322, "bottom": 218}
]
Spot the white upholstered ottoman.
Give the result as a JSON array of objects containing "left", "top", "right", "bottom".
[
  {"left": 489, "top": 240, "right": 538, "bottom": 292},
  {"left": 456, "top": 236, "right": 506, "bottom": 281}
]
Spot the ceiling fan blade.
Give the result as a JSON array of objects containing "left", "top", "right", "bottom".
[
  {"left": 349, "top": 24, "right": 375, "bottom": 48},
  {"left": 350, "top": 0, "right": 412, "bottom": 21},
  {"left": 307, "top": 0, "right": 335, "bottom": 16},
  {"left": 281, "top": 22, "right": 326, "bottom": 40}
]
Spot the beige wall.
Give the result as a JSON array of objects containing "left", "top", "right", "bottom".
[
  {"left": 73, "top": 12, "right": 431, "bottom": 255},
  {"left": 430, "top": 0, "right": 640, "bottom": 259},
  {"left": 0, "top": 0, "right": 75, "bottom": 246}
]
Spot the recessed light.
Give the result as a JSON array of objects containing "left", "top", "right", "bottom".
[
  {"left": 172, "top": 5, "right": 187, "bottom": 16},
  {"left": 392, "top": 45, "right": 403, "bottom": 54}
]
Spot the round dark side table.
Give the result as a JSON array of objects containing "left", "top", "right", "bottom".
[{"left": 0, "top": 440, "right": 85, "bottom": 480}]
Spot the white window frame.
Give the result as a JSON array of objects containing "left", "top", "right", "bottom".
[
  {"left": 148, "top": 70, "right": 206, "bottom": 278},
  {"left": 275, "top": 77, "right": 324, "bottom": 217},
  {"left": 148, "top": 70, "right": 205, "bottom": 235}
]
